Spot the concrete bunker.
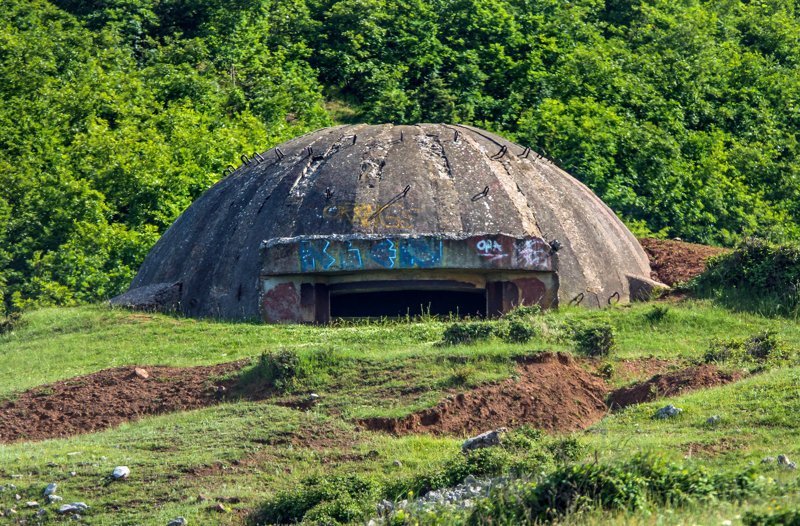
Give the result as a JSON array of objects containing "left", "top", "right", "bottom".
[
  {"left": 260, "top": 234, "right": 557, "bottom": 322},
  {"left": 112, "top": 123, "right": 661, "bottom": 322}
]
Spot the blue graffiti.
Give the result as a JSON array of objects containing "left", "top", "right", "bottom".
[
  {"left": 398, "top": 238, "right": 443, "bottom": 268},
  {"left": 299, "top": 240, "right": 336, "bottom": 272},
  {"left": 370, "top": 239, "right": 397, "bottom": 268},
  {"left": 340, "top": 241, "right": 364, "bottom": 270}
]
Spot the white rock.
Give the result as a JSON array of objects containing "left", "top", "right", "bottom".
[
  {"left": 43, "top": 483, "right": 57, "bottom": 497},
  {"left": 112, "top": 466, "right": 130, "bottom": 480},
  {"left": 25, "top": 501, "right": 38, "bottom": 508},
  {"left": 167, "top": 517, "right": 188, "bottom": 526},
  {"left": 47, "top": 495, "right": 63, "bottom": 504},
  {"left": 462, "top": 428, "right": 507, "bottom": 452}
]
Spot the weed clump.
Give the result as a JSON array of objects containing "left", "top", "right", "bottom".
[
  {"left": 643, "top": 305, "right": 671, "bottom": 325},
  {"left": 442, "top": 321, "right": 494, "bottom": 345},
  {"left": 743, "top": 507, "right": 800, "bottom": 526},
  {"left": 0, "top": 311, "right": 22, "bottom": 335},
  {"left": 500, "top": 320, "right": 536, "bottom": 344},
  {"left": 572, "top": 322, "right": 615, "bottom": 357},
  {"left": 502, "top": 305, "right": 542, "bottom": 321},
  {"left": 704, "top": 331, "right": 787, "bottom": 365},
  {"left": 241, "top": 348, "right": 341, "bottom": 392}
]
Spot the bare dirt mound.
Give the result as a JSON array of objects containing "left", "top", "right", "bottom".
[
  {"left": 359, "top": 352, "right": 608, "bottom": 435},
  {"left": 608, "top": 365, "right": 743, "bottom": 409},
  {"left": 639, "top": 238, "right": 728, "bottom": 286},
  {"left": 0, "top": 363, "right": 245, "bottom": 443}
]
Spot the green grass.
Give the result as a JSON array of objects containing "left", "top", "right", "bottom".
[{"left": 0, "top": 299, "right": 799, "bottom": 524}]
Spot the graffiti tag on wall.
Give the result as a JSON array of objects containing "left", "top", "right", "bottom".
[
  {"left": 299, "top": 237, "right": 443, "bottom": 272},
  {"left": 262, "top": 234, "right": 553, "bottom": 275},
  {"left": 323, "top": 203, "right": 416, "bottom": 230}
]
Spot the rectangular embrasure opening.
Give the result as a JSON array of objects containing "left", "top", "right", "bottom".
[{"left": 329, "top": 289, "right": 486, "bottom": 318}]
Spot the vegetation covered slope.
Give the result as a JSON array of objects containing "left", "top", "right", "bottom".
[
  {"left": 3, "top": 0, "right": 800, "bottom": 311},
  {"left": 0, "top": 301, "right": 799, "bottom": 524}
]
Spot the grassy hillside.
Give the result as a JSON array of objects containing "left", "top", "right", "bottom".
[{"left": 1, "top": 300, "right": 799, "bottom": 524}]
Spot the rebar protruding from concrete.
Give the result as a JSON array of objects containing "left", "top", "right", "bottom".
[
  {"left": 570, "top": 292, "right": 585, "bottom": 306},
  {"left": 253, "top": 152, "right": 265, "bottom": 163},
  {"left": 471, "top": 186, "right": 490, "bottom": 202},
  {"left": 490, "top": 145, "right": 508, "bottom": 160},
  {"left": 275, "top": 147, "right": 285, "bottom": 160},
  {"left": 241, "top": 153, "right": 252, "bottom": 166}
]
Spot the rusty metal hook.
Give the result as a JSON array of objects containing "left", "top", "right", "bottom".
[
  {"left": 490, "top": 145, "right": 508, "bottom": 160},
  {"left": 569, "top": 292, "right": 585, "bottom": 306},
  {"left": 454, "top": 130, "right": 460, "bottom": 142},
  {"left": 608, "top": 292, "right": 620, "bottom": 305},
  {"left": 253, "top": 152, "right": 265, "bottom": 163},
  {"left": 306, "top": 146, "right": 313, "bottom": 157},
  {"left": 471, "top": 186, "right": 490, "bottom": 202},
  {"left": 241, "top": 153, "right": 251, "bottom": 166},
  {"left": 275, "top": 147, "right": 285, "bottom": 160},
  {"left": 223, "top": 164, "right": 235, "bottom": 177},
  {"left": 521, "top": 147, "right": 531, "bottom": 158},
  {"left": 368, "top": 185, "right": 411, "bottom": 221}
]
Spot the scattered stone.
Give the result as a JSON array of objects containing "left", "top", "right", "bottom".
[
  {"left": 653, "top": 404, "right": 682, "bottom": 419},
  {"left": 134, "top": 368, "right": 149, "bottom": 379},
  {"left": 70, "top": 513, "right": 82, "bottom": 521},
  {"left": 706, "top": 415, "right": 721, "bottom": 425},
  {"left": 393, "top": 460, "right": 402, "bottom": 468},
  {"left": 70, "top": 471, "right": 77, "bottom": 477},
  {"left": 37, "top": 508, "right": 47, "bottom": 517},
  {"left": 47, "top": 495, "right": 63, "bottom": 504},
  {"left": 58, "top": 503, "right": 89, "bottom": 516},
  {"left": 26, "top": 501, "right": 39, "bottom": 508},
  {"left": 778, "top": 454, "right": 797, "bottom": 470},
  {"left": 14, "top": 494, "right": 20, "bottom": 501},
  {"left": 762, "top": 456, "right": 776, "bottom": 464},
  {"left": 43, "top": 483, "right": 57, "bottom": 497},
  {"left": 462, "top": 428, "right": 507, "bottom": 452},
  {"left": 167, "top": 517, "right": 187, "bottom": 526},
  {"left": 212, "top": 503, "right": 229, "bottom": 513},
  {"left": 6, "top": 508, "right": 17, "bottom": 515},
  {"left": 197, "top": 494, "right": 209, "bottom": 502},
  {"left": 112, "top": 466, "right": 130, "bottom": 480}
]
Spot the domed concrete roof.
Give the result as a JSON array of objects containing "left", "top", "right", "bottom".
[{"left": 119, "top": 123, "right": 655, "bottom": 319}]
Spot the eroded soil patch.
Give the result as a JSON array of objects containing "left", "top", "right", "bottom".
[
  {"left": 608, "top": 365, "right": 743, "bottom": 409},
  {"left": 0, "top": 363, "right": 245, "bottom": 443},
  {"left": 359, "top": 353, "right": 609, "bottom": 435},
  {"left": 640, "top": 238, "right": 728, "bottom": 286}
]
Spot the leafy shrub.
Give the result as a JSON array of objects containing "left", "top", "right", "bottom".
[
  {"left": 468, "top": 455, "right": 765, "bottom": 524},
  {"left": 502, "top": 305, "right": 542, "bottom": 321},
  {"left": 447, "top": 365, "right": 477, "bottom": 387},
  {"left": 257, "top": 474, "right": 382, "bottom": 525},
  {"left": 0, "top": 312, "right": 22, "bottom": 335},
  {"left": 547, "top": 437, "right": 586, "bottom": 464},
  {"left": 743, "top": 507, "right": 800, "bottom": 526},
  {"left": 500, "top": 320, "right": 536, "bottom": 344},
  {"left": 572, "top": 322, "right": 615, "bottom": 357},
  {"left": 704, "top": 331, "right": 786, "bottom": 365},
  {"left": 694, "top": 238, "right": 800, "bottom": 316},
  {"left": 442, "top": 321, "right": 494, "bottom": 345}
]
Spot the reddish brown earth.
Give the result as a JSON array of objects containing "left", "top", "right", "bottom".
[
  {"left": 359, "top": 352, "right": 609, "bottom": 435},
  {"left": 607, "top": 365, "right": 743, "bottom": 409},
  {"left": 0, "top": 363, "right": 245, "bottom": 443},
  {"left": 639, "top": 238, "right": 729, "bottom": 286}
]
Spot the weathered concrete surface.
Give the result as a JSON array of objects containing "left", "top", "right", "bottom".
[
  {"left": 109, "top": 282, "right": 181, "bottom": 312},
  {"left": 121, "top": 124, "right": 655, "bottom": 319},
  {"left": 261, "top": 234, "right": 553, "bottom": 274}
]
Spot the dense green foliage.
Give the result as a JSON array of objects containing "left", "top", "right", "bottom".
[
  {"left": 4, "top": 0, "right": 800, "bottom": 310},
  {"left": 694, "top": 238, "right": 800, "bottom": 317}
]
